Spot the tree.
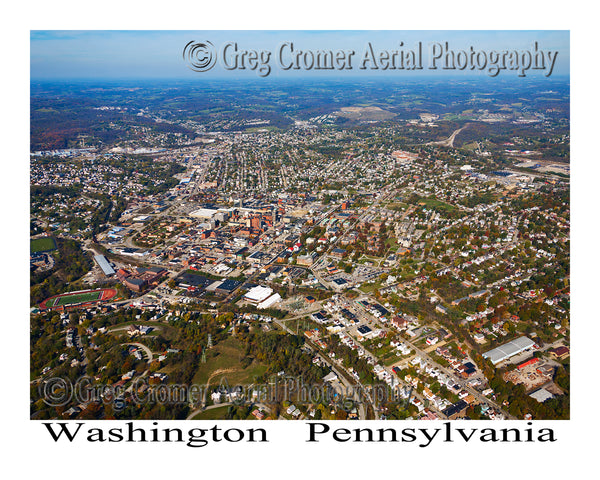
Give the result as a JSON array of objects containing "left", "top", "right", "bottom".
[
  {"left": 69, "top": 313, "right": 80, "bottom": 326},
  {"left": 334, "top": 409, "right": 348, "bottom": 420}
]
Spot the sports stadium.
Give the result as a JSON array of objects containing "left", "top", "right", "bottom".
[{"left": 39, "top": 288, "right": 117, "bottom": 311}]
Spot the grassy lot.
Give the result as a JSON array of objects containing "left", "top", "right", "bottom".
[
  {"left": 245, "top": 126, "right": 280, "bottom": 133},
  {"left": 382, "top": 351, "right": 405, "bottom": 366},
  {"left": 416, "top": 197, "right": 459, "bottom": 217},
  {"left": 31, "top": 237, "right": 56, "bottom": 253},
  {"left": 461, "top": 142, "right": 480, "bottom": 152},
  {"left": 363, "top": 338, "right": 398, "bottom": 363},
  {"left": 384, "top": 235, "right": 400, "bottom": 253},
  {"left": 367, "top": 342, "right": 404, "bottom": 366},
  {"left": 386, "top": 202, "right": 408, "bottom": 212},
  {"left": 189, "top": 405, "right": 231, "bottom": 420},
  {"left": 106, "top": 320, "right": 174, "bottom": 337},
  {"left": 285, "top": 317, "right": 321, "bottom": 335},
  {"left": 358, "top": 280, "right": 384, "bottom": 294},
  {"left": 357, "top": 254, "right": 383, "bottom": 266},
  {"left": 192, "top": 336, "right": 268, "bottom": 387},
  {"left": 190, "top": 405, "right": 258, "bottom": 420}
]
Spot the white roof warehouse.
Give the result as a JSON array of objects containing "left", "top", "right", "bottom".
[
  {"left": 244, "top": 286, "right": 274, "bottom": 305},
  {"left": 94, "top": 254, "right": 116, "bottom": 276},
  {"left": 482, "top": 336, "right": 535, "bottom": 365}
]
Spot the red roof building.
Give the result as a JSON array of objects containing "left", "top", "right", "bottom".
[{"left": 517, "top": 357, "right": 539, "bottom": 370}]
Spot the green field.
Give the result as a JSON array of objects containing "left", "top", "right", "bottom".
[
  {"left": 192, "top": 337, "right": 268, "bottom": 387},
  {"left": 51, "top": 290, "right": 103, "bottom": 307},
  {"left": 31, "top": 237, "right": 56, "bottom": 253},
  {"left": 358, "top": 280, "right": 384, "bottom": 294},
  {"left": 190, "top": 405, "right": 231, "bottom": 420},
  {"left": 357, "top": 255, "right": 383, "bottom": 266},
  {"left": 415, "top": 196, "right": 460, "bottom": 217},
  {"left": 385, "top": 202, "right": 408, "bottom": 212},
  {"left": 244, "top": 126, "right": 280, "bottom": 133}
]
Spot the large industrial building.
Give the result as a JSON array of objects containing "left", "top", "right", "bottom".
[
  {"left": 257, "top": 293, "right": 281, "bottom": 310},
  {"left": 243, "top": 285, "right": 281, "bottom": 309},
  {"left": 482, "top": 336, "right": 536, "bottom": 365},
  {"left": 244, "top": 286, "right": 274, "bottom": 305},
  {"left": 189, "top": 208, "right": 220, "bottom": 219},
  {"left": 94, "top": 254, "right": 116, "bottom": 276}
]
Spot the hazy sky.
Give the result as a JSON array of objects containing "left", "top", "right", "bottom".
[{"left": 30, "top": 30, "right": 570, "bottom": 80}]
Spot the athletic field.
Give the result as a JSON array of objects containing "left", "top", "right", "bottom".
[
  {"left": 40, "top": 288, "right": 117, "bottom": 310},
  {"left": 47, "top": 291, "right": 103, "bottom": 307},
  {"left": 31, "top": 237, "right": 57, "bottom": 253}
]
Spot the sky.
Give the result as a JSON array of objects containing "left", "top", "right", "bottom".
[{"left": 30, "top": 30, "right": 570, "bottom": 81}]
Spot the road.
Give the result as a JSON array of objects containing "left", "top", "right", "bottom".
[
  {"left": 426, "top": 125, "right": 467, "bottom": 148},
  {"left": 123, "top": 342, "right": 154, "bottom": 361},
  {"left": 273, "top": 317, "right": 371, "bottom": 420},
  {"left": 335, "top": 316, "right": 447, "bottom": 419},
  {"left": 408, "top": 340, "right": 513, "bottom": 417},
  {"left": 341, "top": 295, "right": 513, "bottom": 419},
  {"left": 91, "top": 175, "right": 513, "bottom": 419},
  {"left": 310, "top": 189, "right": 397, "bottom": 289}
]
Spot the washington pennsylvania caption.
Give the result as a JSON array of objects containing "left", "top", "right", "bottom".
[{"left": 42, "top": 421, "right": 556, "bottom": 448}]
